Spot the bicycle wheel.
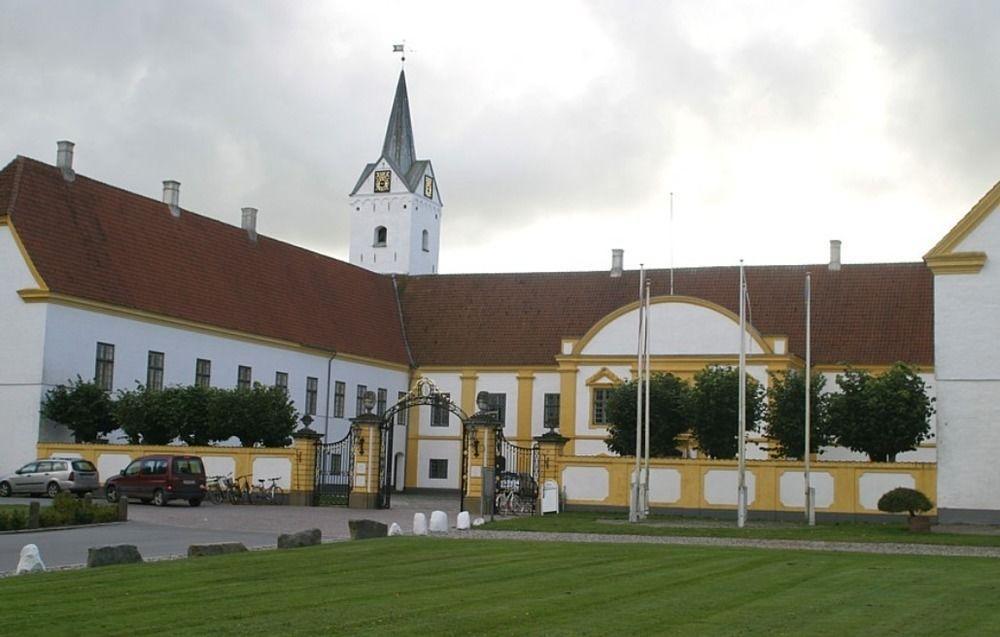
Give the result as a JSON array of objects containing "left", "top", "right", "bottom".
[
  {"left": 270, "top": 486, "right": 285, "bottom": 505},
  {"left": 495, "top": 492, "right": 506, "bottom": 515},
  {"left": 210, "top": 489, "right": 224, "bottom": 505},
  {"left": 228, "top": 486, "right": 242, "bottom": 505}
]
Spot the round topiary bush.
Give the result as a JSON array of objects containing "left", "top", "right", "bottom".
[{"left": 877, "top": 487, "right": 933, "bottom": 517}]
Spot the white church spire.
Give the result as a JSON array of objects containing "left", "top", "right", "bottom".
[{"left": 348, "top": 66, "right": 442, "bottom": 275}]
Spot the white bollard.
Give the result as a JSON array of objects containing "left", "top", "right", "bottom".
[
  {"left": 413, "top": 512, "right": 428, "bottom": 536},
  {"left": 388, "top": 522, "right": 402, "bottom": 536},
  {"left": 16, "top": 544, "right": 45, "bottom": 575},
  {"left": 456, "top": 511, "right": 471, "bottom": 530},
  {"left": 429, "top": 510, "right": 449, "bottom": 533}
]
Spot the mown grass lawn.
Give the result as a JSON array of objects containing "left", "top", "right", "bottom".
[
  {"left": 3, "top": 537, "right": 1000, "bottom": 636},
  {"left": 482, "top": 512, "right": 1000, "bottom": 547}
]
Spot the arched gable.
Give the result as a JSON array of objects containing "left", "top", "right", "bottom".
[{"left": 574, "top": 295, "right": 772, "bottom": 357}]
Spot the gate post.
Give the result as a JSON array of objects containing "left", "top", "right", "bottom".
[
  {"left": 291, "top": 425, "right": 322, "bottom": 506},
  {"left": 348, "top": 410, "right": 383, "bottom": 509},
  {"left": 534, "top": 430, "right": 569, "bottom": 499},
  {"left": 464, "top": 413, "right": 502, "bottom": 515}
]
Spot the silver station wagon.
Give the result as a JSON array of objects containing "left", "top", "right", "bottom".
[{"left": 0, "top": 458, "right": 100, "bottom": 498}]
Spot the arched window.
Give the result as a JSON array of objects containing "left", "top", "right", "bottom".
[
  {"left": 374, "top": 226, "right": 387, "bottom": 247},
  {"left": 421, "top": 229, "right": 429, "bottom": 252}
]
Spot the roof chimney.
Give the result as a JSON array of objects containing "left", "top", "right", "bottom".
[
  {"left": 610, "top": 248, "right": 624, "bottom": 278},
  {"left": 241, "top": 207, "right": 258, "bottom": 241},
  {"left": 829, "top": 239, "right": 841, "bottom": 271},
  {"left": 56, "top": 140, "right": 75, "bottom": 182},
  {"left": 162, "top": 180, "right": 180, "bottom": 217}
]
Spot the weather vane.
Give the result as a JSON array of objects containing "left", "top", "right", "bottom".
[{"left": 393, "top": 42, "right": 412, "bottom": 66}]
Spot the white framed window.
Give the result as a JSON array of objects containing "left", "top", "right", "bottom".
[
  {"left": 146, "top": 351, "right": 164, "bottom": 391},
  {"left": 306, "top": 377, "right": 318, "bottom": 415},
  {"left": 195, "top": 359, "right": 211, "bottom": 388},
  {"left": 373, "top": 226, "right": 387, "bottom": 247},
  {"left": 421, "top": 229, "right": 429, "bottom": 252},
  {"left": 334, "top": 381, "right": 346, "bottom": 418},
  {"left": 95, "top": 343, "right": 115, "bottom": 391},
  {"left": 275, "top": 371, "right": 289, "bottom": 391},
  {"left": 237, "top": 366, "right": 252, "bottom": 390},
  {"left": 429, "top": 459, "right": 448, "bottom": 480}
]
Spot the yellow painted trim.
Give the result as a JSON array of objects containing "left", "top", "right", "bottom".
[
  {"left": 1, "top": 216, "right": 49, "bottom": 290},
  {"left": 559, "top": 354, "right": 795, "bottom": 367},
  {"left": 924, "top": 252, "right": 987, "bottom": 275},
  {"left": 558, "top": 361, "right": 578, "bottom": 454},
  {"left": 410, "top": 435, "right": 465, "bottom": 442},
  {"left": 459, "top": 369, "right": 478, "bottom": 416},
  {"left": 16, "top": 289, "right": 406, "bottom": 371},
  {"left": 571, "top": 295, "right": 774, "bottom": 357},
  {"left": 812, "top": 363, "right": 935, "bottom": 374},
  {"left": 925, "top": 179, "right": 1000, "bottom": 259},
  {"left": 585, "top": 366, "right": 623, "bottom": 386},
  {"left": 416, "top": 365, "right": 559, "bottom": 373},
  {"left": 405, "top": 392, "right": 421, "bottom": 488},
  {"left": 516, "top": 370, "right": 534, "bottom": 440}
]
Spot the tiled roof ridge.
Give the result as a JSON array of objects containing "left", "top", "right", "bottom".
[{"left": 2, "top": 156, "right": 25, "bottom": 217}]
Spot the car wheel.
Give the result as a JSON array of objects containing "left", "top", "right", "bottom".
[
  {"left": 47, "top": 482, "right": 60, "bottom": 498},
  {"left": 105, "top": 485, "right": 119, "bottom": 503},
  {"left": 152, "top": 489, "right": 166, "bottom": 507},
  {"left": 0, "top": 482, "right": 11, "bottom": 497},
  {"left": 189, "top": 498, "right": 203, "bottom": 507}
]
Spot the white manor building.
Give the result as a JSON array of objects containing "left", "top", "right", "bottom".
[{"left": 1, "top": 68, "right": 998, "bottom": 522}]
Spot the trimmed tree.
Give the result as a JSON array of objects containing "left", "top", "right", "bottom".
[
  {"left": 114, "top": 384, "right": 181, "bottom": 445},
  {"left": 828, "top": 363, "right": 935, "bottom": 462},
  {"left": 211, "top": 383, "right": 298, "bottom": 448},
  {"left": 40, "top": 376, "right": 116, "bottom": 443},
  {"left": 173, "top": 385, "right": 216, "bottom": 446},
  {"left": 605, "top": 373, "right": 690, "bottom": 457},
  {"left": 689, "top": 365, "right": 766, "bottom": 459},
  {"left": 765, "top": 369, "right": 831, "bottom": 459}
]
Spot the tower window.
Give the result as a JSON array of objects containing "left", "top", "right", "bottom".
[
  {"left": 422, "top": 229, "right": 429, "bottom": 252},
  {"left": 374, "top": 226, "right": 387, "bottom": 247}
]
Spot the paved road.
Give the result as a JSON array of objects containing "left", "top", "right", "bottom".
[{"left": 1, "top": 493, "right": 461, "bottom": 573}]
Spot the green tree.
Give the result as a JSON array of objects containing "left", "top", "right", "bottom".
[
  {"left": 828, "top": 363, "right": 934, "bottom": 462},
  {"left": 173, "top": 385, "right": 216, "bottom": 446},
  {"left": 40, "top": 376, "right": 116, "bottom": 443},
  {"left": 765, "top": 369, "right": 831, "bottom": 459},
  {"left": 211, "top": 383, "right": 298, "bottom": 448},
  {"left": 605, "top": 373, "right": 690, "bottom": 457},
  {"left": 113, "top": 384, "right": 180, "bottom": 445},
  {"left": 689, "top": 365, "right": 766, "bottom": 459}
]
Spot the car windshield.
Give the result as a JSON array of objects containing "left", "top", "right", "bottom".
[
  {"left": 172, "top": 458, "right": 204, "bottom": 475},
  {"left": 72, "top": 460, "right": 97, "bottom": 472}
]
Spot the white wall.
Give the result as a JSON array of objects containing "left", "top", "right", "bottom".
[
  {"left": 933, "top": 203, "right": 1000, "bottom": 520},
  {"left": 581, "top": 301, "right": 766, "bottom": 356},
  {"left": 0, "top": 226, "right": 48, "bottom": 473},
  {"left": 39, "top": 303, "right": 409, "bottom": 445}
]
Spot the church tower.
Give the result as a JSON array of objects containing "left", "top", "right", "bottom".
[{"left": 349, "top": 70, "right": 442, "bottom": 275}]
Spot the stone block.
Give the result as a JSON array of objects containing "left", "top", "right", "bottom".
[
  {"left": 388, "top": 522, "right": 402, "bottom": 536},
  {"left": 348, "top": 519, "right": 388, "bottom": 540},
  {"left": 429, "top": 510, "right": 449, "bottom": 533},
  {"left": 187, "top": 543, "right": 249, "bottom": 558},
  {"left": 277, "top": 528, "right": 322, "bottom": 549},
  {"left": 472, "top": 517, "right": 486, "bottom": 527},
  {"left": 16, "top": 544, "right": 45, "bottom": 575},
  {"left": 456, "top": 511, "right": 471, "bottom": 530},
  {"left": 413, "top": 512, "right": 428, "bottom": 536},
  {"left": 87, "top": 545, "right": 143, "bottom": 568}
]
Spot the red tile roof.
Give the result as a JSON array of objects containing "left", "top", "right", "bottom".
[
  {"left": 2, "top": 157, "right": 411, "bottom": 365},
  {"left": 2, "top": 155, "right": 934, "bottom": 369},
  {"left": 396, "top": 264, "right": 933, "bottom": 367}
]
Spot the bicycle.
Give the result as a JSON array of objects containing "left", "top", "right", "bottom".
[
  {"left": 206, "top": 473, "right": 234, "bottom": 504},
  {"left": 233, "top": 474, "right": 256, "bottom": 505},
  {"left": 252, "top": 477, "right": 285, "bottom": 505}
]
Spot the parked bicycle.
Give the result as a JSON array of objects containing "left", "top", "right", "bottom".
[
  {"left": 206, "top": 473, "right": 235, "bottom": 505},
  {"left": 233, "top": 474, "right": 256, "bottom": 505},
  {"left": 494, "top": 471, "right": 536, "bottom": 516},
  {"left": 252, "top": 477, "right": 285, "bottom": 505}
]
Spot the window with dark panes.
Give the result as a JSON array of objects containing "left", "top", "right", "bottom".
[
  {"left": 431, "top": 393, "right": 451, "bottom": 427},
  {"left": 306, "top": 377, "right": 318, "bottom": 415},
  {"left": 334, "top": 381, "right": 346, "bottom": 418},
  {"left": 396, "top": 391, "right": 408, "bottom": 426},
  {"left": 356, "top": 384, "right": 368, "bottom": 416},
  {"left": 484, "top": 392, "right": 507, "bottom": 425},
  {"left": 146, "top": 351, "right": 164, "bottom": 391},
  {"left": 95, "top": 342, "right": 115, "bottom": 391},
  {"left": 544, "top": 393, "right": 561, "bottom": 428},
  {"left": 429, "top": 459, "right": 448, "bottom": 479},
  {"left": 592, "top": 388, "right": 611, "bottom": 425},
  {"left": 237, "top": 366, "right": 252, "bottom": 390},
  {"left": 195, "top": 359, "right": 211, "bottom": 388},
  {"left": 377, "top": 388, "right": 387, "bottom": 416},
  {"left": 275, "top": 371, "right": 289, "bottom": 391}
]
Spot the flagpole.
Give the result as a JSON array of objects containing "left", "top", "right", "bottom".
[
  {"left": 630, "top": 266, "right": 645, "bottom": 523},
  {"left": 805, "top": 272, "right": 815, "bottom": 526},
  {"left": 737, "top": 261, "right": 747, "bottom": 528},
  {"left": 642, "top": 278, "right": 651, "bottom": 517}
]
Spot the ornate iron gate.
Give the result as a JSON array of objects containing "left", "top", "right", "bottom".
[
  {"left": 377, "top": 422, "right": 394, "bottom": 509},
  {"left": 314, "top": 428, "right": 354, "bottom": 506},
  {"left": 494, "top": 431, "right": 540, "bottom": 515}
]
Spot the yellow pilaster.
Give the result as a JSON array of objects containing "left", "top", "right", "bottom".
[
  {"left": 460, "top": 369, "right": 478, "bottom": 416},
  {"left": 557, "top": 360, "right": 578, "bottom": 455},
  {"left": 516, "top": 370, "right": 534, "bottom": 443},
  {"left": 405, "top": 397, "right": 421, "bottom": 489},
  {"left": 290, "top": 429, "right": 321, "bottom": 505},
  {"left": 464, "top": 420, "right": 500, "bottom": 515},
  {"left": 349, "top": 416, "right": 383, "bottom": 509}
]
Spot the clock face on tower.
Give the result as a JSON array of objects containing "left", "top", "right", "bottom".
[
  {"left": 374, "top": 170, "right": 391, "bottom": 193},
  {"left": 424, "top": 175, "right": 434, "bottom": 199}
]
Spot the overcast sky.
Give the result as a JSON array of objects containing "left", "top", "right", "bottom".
[{"left": 2, "top": 1, "right": 998, "bottom": 273}]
